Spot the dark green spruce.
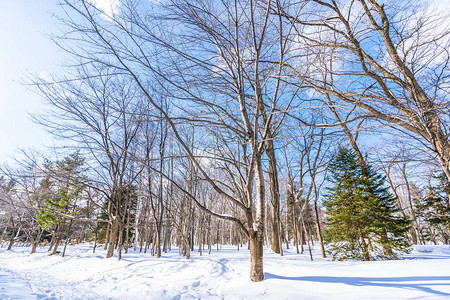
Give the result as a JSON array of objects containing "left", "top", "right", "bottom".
[
  {"left": 323, "top": 147, "right": 411, "bottom": 261},
  {"left": 416, "top": 172, "right": 450, "bottom": 244}
]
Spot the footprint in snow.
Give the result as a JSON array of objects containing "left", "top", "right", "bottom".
[{"left": 192, "top": 281, "right": 200, "bottom": 287}]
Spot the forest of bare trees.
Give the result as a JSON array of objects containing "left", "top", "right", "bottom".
[{"left": 0, "top": 0, "right": 449, "bottom": 282}]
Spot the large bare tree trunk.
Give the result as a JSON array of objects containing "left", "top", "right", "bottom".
[
  {"left": 106, "top": 215, "right": 119, "bottom": 258},
  {"left": 156, "top": 229, "right": 162, "bottom": 258},
  {"left": 30, "top": 242, "right": 37, "bottom": 254},
  {"left": 249, "top": 236, "right": 264, "bottom": 282},
  {"left": 52, "top": 224, "right": 64, "bottom": 255},
  {"left": 250, "top": 155, "right": 266, "bottom": 282},
  {"left": 6, "top": 230, "right": 15, "bottom": 251}
]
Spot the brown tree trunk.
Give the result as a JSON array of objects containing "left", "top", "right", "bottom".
[
  {"left": 104, "top": 222, "right": 110, "bottom": 250},
  {"left": 198, "top": 222, "right": 203, "bottom": 256},
  {"left": 52, "top": 236, "right": 60, "bottom": 255},
  {"left": 314, "top": 198, "right": 326, "bottom": 258},
  {"left": 52, "top": 224, "right": 63, "bottom": 255},
  {"left": 30, "top": 242, "right": 37, "bottom": 254},
  {"left": 156, "top": 228, "right": 161, "bottom": 258},
  {"left": 185, "top": 236, "right": 191, "bottom": 260},
  {"left": 7, "top": 233, "right": 15, "bottom": 251},
  {"left": 27, "top": 229, "right": 42, "bottom": 255},
  {"left": 249, "top": 235, "right": 264, "bottom": 282},
  {"left": 381, "top": 229, "right": 393, "bottom": 257},
  {"left": 118, "top": 225, "right": 124, "bottom": 261},
  {"left": 270, "top": 203, "right": 281, "bottom": 254},
  {"left": 93, "top": 225, "right": 98, "bottom": 253},
  {"left": 302, "top": 218, "right": 314, "bottom": 261},
  {"left": 47, "top": 232, "right": 55, "bottom": 252},
  {"left": 299, "top": 223, "right": 305, "bottom": 254},
  {"left": 266, "top": 135, "right": 282, "bottom": 255},
  {"left": 106, "top": 216, "right": 119, "bottom": 258},
  {"left": 125, "top": 211, "right": 130, "bottom": 254},
  {"left": 104, "top": 201, "right": 112, "bottom": 250},
  {"left": 359, "top": 230, "right": 370, "bottom": 261},
  {"left": 62, "top": 219, "right": 73, "bottom": 258},
  {"left": 293, "top": 218, "right": 299, "bottom": 254}
]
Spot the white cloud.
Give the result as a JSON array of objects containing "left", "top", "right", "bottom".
[{"left": 88, "top": 0, "right": 120, "bottom": 17}]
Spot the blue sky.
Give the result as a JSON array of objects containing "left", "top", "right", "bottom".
[{"left": 0, "top": 1, "right": 64, "bottom": 163}]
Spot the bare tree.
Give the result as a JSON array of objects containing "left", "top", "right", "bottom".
[
  {"left": 33, "top": 66, "right": 144, "bottom": 259},
  {"left": 280, "top": 0, "right": 450, "bottom": 181},
  {"left": 49, "top": 0, "right": 303, "bottom": 281}
]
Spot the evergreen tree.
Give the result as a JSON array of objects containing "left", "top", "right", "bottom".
[
  {"left": 35, "top": 153, "right": 86, "bottom": 254},
  {"left": 416, "top": 173, "right": 450, "bottom": 244},
  {"left": 323, "top": 147, "right": 411, "bottom": 261},
  {"left": 96, "top": 184, "right": 137, "bottom": 245}
]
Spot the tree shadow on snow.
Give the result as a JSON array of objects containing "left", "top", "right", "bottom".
[
  {"left": 264, "top": 273, "right": 450, "bottom": 297},
  {"left": 401, "top": 255, "right": 450, "bottom": 260}
]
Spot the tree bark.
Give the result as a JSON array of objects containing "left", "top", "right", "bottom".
[
  {"left": 249, "top": 236, "right": 264, "bottom": 282},
  {"left": 6, "top": 229, "right": 15, "bottom": 251},
  {"left": 30, "top": 242, "right": 37, "bottom": 254},
  {"left": 314, "top": 200, "right": 326, "bottom": 258},
  {"left": 266, "top": 142, "right": 282, "bottom": 254},
  {"left": 106, "top": 215, "right": 119, "bottom": 258}
]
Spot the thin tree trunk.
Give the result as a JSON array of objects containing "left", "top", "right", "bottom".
[
  {"left": 118, "top": 224, "right": 124, "bottom": 261},
  {"left": 156, "top": 228, "right": 161, "bottom": 258},
  {"left": 267, "top": 141, "right": 282, "bottom": 254},
  {"left": 125, "top": 210, "right": 131, "bottom": 254},
  {"left": 28, "top": 228, "right": 42, "bottom": 255},
  {"left": 359, "top": 230, "right": 370, "bottom": 261},
  {"left": 93, "top": 224, "right": 98, "bottom": 253},
  {"left": 302, "top": 218, "right": 313, "bottom": 261},
  {"left": 48, "top": 230, "right": 55, "bottom": 252},
  {"left": 313, "top": 197, "right": 326, "bottom": 258},
  {"left": 185, "top": 236, "right": 191, "bottom": 260},
  {"left": 62, "top": 219, "right": 74, "bottom": 257},
  {"left": 7, "top": 228, "right": 17, "bottom": 251},
  {"left": 299, "top": 221, "right": 305, "bottom": 254}
]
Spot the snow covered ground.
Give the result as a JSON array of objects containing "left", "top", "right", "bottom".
[{"left": 0, "top": 243, "right": 449, "bottom": 300}]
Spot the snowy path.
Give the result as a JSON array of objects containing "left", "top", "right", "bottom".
[
  {"left": 0, "top": 244, "right": 449, "bottom": 299},
  {"left": 0, "top": 268, "right": 39, "bottom": 299},
  {"left": 0, "top": 265, "right": 104, "bottom": 300}
]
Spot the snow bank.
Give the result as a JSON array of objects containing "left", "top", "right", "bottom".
[{"left": 0, "top": 243, "right": 449, "bottom": 299}]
